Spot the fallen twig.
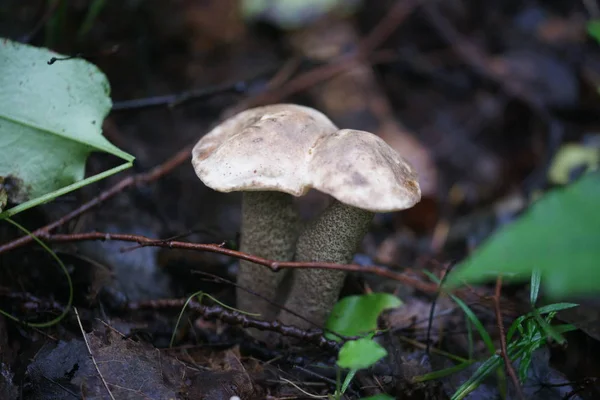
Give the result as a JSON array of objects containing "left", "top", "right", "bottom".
[
  {"left": 75, "top": 307, "right": 116, "bottom": 400},
  {"left": 493, "top": 276, "right": 525, "bottom": 400},
  {"left": 28, "top": 231, "right": 439, "bottom": 294},
  {"left": 128, "top": 299, "right": 340, "bottom": 350}
]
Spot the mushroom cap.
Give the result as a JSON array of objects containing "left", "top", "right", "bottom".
[
  {"left": 193, "top": 104, "right": 339, "bottom": 195},
  {"left": 309, "top": 129, "right": 421, "bottom": 212},
  {"left": 192, "top": 105, "right": 421, "bottom": 212}
]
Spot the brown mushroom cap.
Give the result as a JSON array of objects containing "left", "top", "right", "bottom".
[{"left": 192, "top": 106, "right": 421, "bottom": 211}]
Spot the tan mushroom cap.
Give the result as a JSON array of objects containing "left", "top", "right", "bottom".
[
  {"left": 192, "top": 105, "right": 421, "bottom": 212},
  {"left": 309, "top": 129, "right": 421, "bottom": 212},
  {"left": 192, "top": 104, "right": 339, "bottom": 195}
]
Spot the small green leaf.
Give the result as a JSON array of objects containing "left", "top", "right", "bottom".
[
  {"left": 0, "top": 38, "right": 134, "bottom": 217},
  {"left": 325, "top": 293, "right": 402, "bottom": 340},
  {"left": 587, "top": 20, "right": 600, "bottom": 44},
  {"left": 337, "top": 338, "right": 387, "bottom": 370},
  {"left": 447, "top": 173, "right": 600, "bottom": 298},
  {"left": 360, "top": 395, "right": 395, "bottom": 400}
]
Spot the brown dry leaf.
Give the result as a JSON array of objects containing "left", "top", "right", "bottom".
[
  {"left": 186, "top": 347, "right": 259, "bottom": 400},
  {"left": 382, "top": 296, "right": 454, "bottom": 343},
  {"left": 26, "top": 332, "right": 183, "bottom": 399},
  {"left": 24, "top": 330, "right": 259, "bottom": 399}
]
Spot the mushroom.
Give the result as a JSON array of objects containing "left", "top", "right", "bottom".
[
  {"left": 277, "top": 129, "right": 421, "bottom": 329},
  {"left": 191, "top": 104, "right": 339, "bottom": 321}
]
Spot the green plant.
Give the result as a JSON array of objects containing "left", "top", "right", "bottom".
[
  {"left": 325, "top": 293, "right": 403, "bottom": 399},
  {"left": 0, "top": 39, "right": 134, "bottom": 219},
  {"left": 0, "top": 39, "right": 131, "bottom": 327},
  {"left": 447, "top": 172, "right": 600, "bottom": 298},
  {"left": 325, "top": 293, "right": 402, "bottom": 341},
  {"left": 587, "top": 20, "right": 600, "bottom": 44},
  {"left": 420, "top": 271, "right": 577, "bottom": 399},
  {"left": 332, "top": 336, "right": 389, "bottom": 400}
]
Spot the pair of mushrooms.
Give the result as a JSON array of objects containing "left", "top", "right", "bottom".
[{"left": 192, "top": 104, "right": 421, "bottom": 332}]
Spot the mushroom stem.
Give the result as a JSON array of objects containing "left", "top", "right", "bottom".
[
  {"left": 279, "top": 199, "right": 374, "bottom": 329},
  {"left": 238, "top": 191, "right": 301, "bottom": 321}
]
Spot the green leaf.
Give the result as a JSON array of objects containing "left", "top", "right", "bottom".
[
  {"left": 587, "top": 20, "right": 600, "bottom": 44},
  {"left": 325, "top": 293, "right": 402, "bottom": 340},
  {"left": 337, "top": 338, "right": 387, "bottom": 370},
  {"left": 0, "top": 39, "right": 134, "bottom": 218},
  {"left": 447, "top": 173, "right": 600, "bottom": 298},
  {"left": 360, "top": 395, "right": 395, "bottom": 400}
]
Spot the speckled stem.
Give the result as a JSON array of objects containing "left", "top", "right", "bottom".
[
  {"left": 279, "top": 200, "right": 374, "bottom": 329},
  {"left": 238, "top": 191, "right": 301, "bottom": 322}
]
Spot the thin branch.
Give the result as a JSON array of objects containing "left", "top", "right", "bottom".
[
  {"left": 74, "top": 307, "right": 115, "bottom": 400},
  {"left": 194, "top": 271, "right": 330, "bottom": 332},
  {"left": 357, "top": 0, "right": 419, "bottom": 54},
  {"left": 31, "top": 231, "right": 439, "bottom": 294},
  {"left": 128, "top": 299, "right": 340, "bottom": 350},
  {"left": 493, "top": 276, "right": 525, "bottom": 400}
]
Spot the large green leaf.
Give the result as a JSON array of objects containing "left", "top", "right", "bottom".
[
  {"left": 325, "top": 293, "right": 402, "bottom": 340},
  {"left": 448, "top": 172, "right": 600, "bottom": 297},
  {"left": 0, "top": 39, "right": 133, "bottom": 217}
]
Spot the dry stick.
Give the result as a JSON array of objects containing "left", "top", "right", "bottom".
[
  {"left": 128, "top": 299, "right": 339, "bottom": 350},
  {"left": 74, "top": 307, "right": 116, "bottom": 400},
  {"left": 356, "top": 0, "right": 419, "bottom": 55},
  {"left": 0, "top": 145, "right": 192, "bottom": 254},
  {"left": 493, "top": 276, "right": 525, "bottom": 400},
  {"left": 33, "top": 231, "right": 439, "bottom": 294},
  {"left": 194, "top": 271, "right": 333, "bottom": 333}
]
